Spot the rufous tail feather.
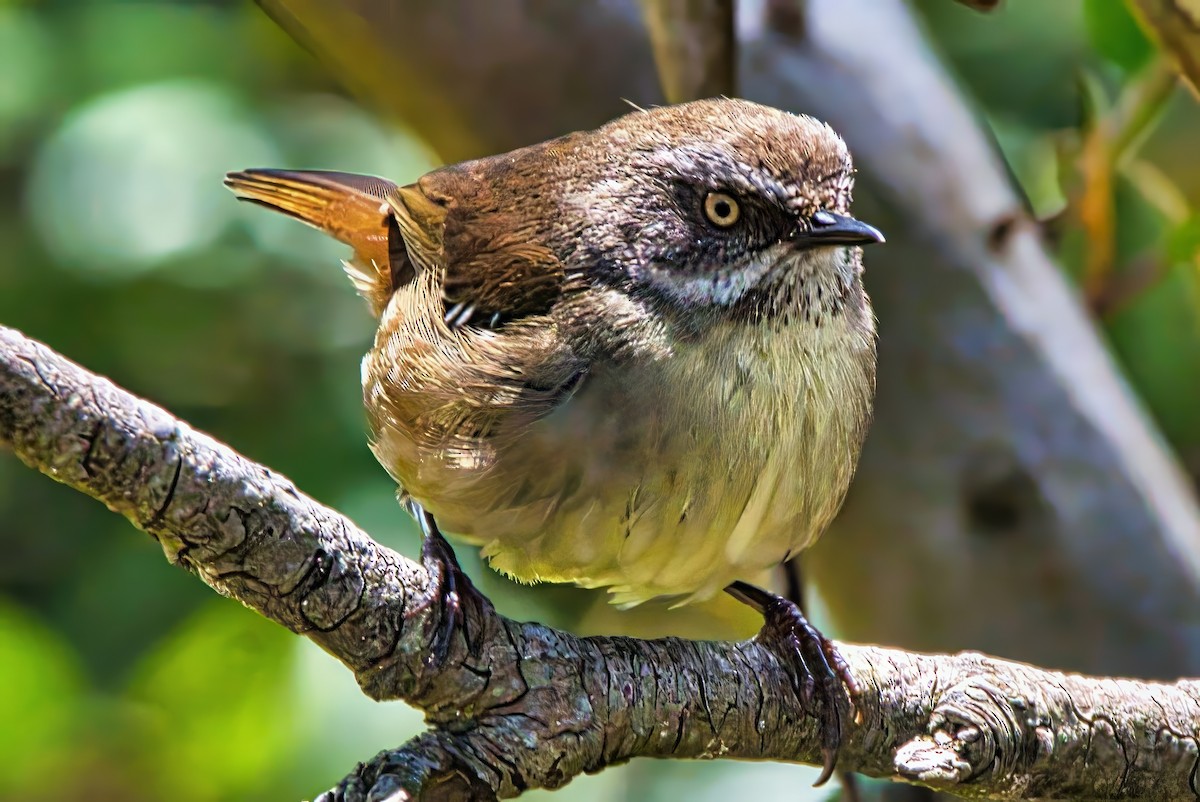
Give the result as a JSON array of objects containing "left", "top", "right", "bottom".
[{"left": 224, "top": 169, "right": 404, "bottom": 316}]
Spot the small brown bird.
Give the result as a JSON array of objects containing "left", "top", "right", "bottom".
[{"left": 226, "top": 97, "right": 882, "bottom": 780}]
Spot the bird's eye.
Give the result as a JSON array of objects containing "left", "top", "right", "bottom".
[{"left": 702, "top": 192, "right": 741, "bottom": 228}]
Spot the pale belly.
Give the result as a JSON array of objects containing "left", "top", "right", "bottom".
[{"left": 406, "top": 319, "right": 874, "bottom": 606}]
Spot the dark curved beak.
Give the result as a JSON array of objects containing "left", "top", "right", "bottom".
[{"left": 796, "top": 210, "right": 885, "bottom": 247}]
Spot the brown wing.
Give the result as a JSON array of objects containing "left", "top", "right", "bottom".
[
  {"left": 412, "top": 168, "right": 566, "bottom": 330},
  {"left": 440, "top": 227, "right": 564, "bottom": 330}
]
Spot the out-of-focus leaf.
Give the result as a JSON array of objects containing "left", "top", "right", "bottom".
[
  {"left": 1126, "top": 0, "right": 1200, "bottom": 95},
  {"left": 58, "top": 525, "right": 214, "bottom": 685},
  {"left": 521, "top": 769, "right": 628, "bottom": 802},
  {"left": 127, "top": 601, "right": 296, "bottom": 801},
  {"left": 1085, "top": 0, "right": 1155, "bottom": 73},
  {"left": 1058, "top": 63, "right": 1176, "bottom": 308},
  {"left": 69, "top": 4, "right": 269, "bottom": 97},
  {"left": 1124, "top": 158, "right": 1190, "bottom": 224},
  {"left": 1074, "top": 70, "right": 1118, "bottom": 305},
  {"left": 1112, "top": 62, "right": 1178, "bottom": 159},
  {"left": 1105, "top": 257, "right": 1200, "bottom": 448},
  {"left": 0, "top": 601, "right": 85, "bottom": 795},
  {"left": 913, "top": 0, "right": 1088, "bottom": 127},
  {"left": 1167, "top": 212, "right": 1200, "bottom": 263},
  {"left": 0, "top": 7, "right": 57, "bottom": 158}
]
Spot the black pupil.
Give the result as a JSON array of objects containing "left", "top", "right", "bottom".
[{"left": 713, "top": 199, "right": 731, "bottom": 219}]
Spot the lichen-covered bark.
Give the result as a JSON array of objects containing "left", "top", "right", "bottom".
[{"left": 4, "top": 324, "right": 1200, "bottom": 799}]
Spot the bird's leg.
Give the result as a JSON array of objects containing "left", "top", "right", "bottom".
[
  {"left": 403, "top": 497, "right": 482, "bottom": 669},
  {"left": 726, "top": 579, "right": 859, "bottom": 787},
  {"left": 783, "top": 559, "right": 862, "bottom": 801},
  {"left": 783, "top": 555, "right": 806, "bottom": 609}
]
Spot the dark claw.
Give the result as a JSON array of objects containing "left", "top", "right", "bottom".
[
  {"left": 404, "top": 498, "right": 477, "bottom": 669},
  {"left": 726, "top": 580, "right": 857, "bottom": 787}
]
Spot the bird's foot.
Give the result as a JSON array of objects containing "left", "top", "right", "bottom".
[
  {"left": 405, "top": 498, "right": 482, "bottom": 669},
  {"left": 726, "top": 580, "right": 859, "bottom": 786}
]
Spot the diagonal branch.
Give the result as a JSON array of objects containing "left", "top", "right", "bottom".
[{"left": 3, "top": 324, "right": 1199, "bottom": 800}]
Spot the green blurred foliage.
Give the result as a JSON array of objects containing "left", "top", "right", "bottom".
[
  {"left": 0, "top": 1, "right": 1198, "bottom": 800},
  {"left": 918, "top": 0, "right": 1200, "bottom": 461},
  {"left": 1083, "top": 0, "right": 1154, "bottom": 73}
]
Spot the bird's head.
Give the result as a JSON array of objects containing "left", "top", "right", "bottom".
[{"left": 543, "top": 97, "right": 884, "bottom": 326}]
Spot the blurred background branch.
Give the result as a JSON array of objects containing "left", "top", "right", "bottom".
[
  {"left": 1127, "top": 0, "right": 1200, "bottom": 95},
  {"left": 639, "top": 0, "right": 736, "bottom": 102}
]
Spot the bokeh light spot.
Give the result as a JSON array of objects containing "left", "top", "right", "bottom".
[{"left": 26, "top": 79, "right": 277, "bottom": 279}]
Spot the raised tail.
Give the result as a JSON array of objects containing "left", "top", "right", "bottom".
[{"left": 224, "top": 169, "right": 408, "bottom": 316}]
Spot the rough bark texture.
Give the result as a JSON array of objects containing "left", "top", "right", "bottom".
[
  {"left": 3, "top": 323, "right": 1200, "bottom": 799},
  {"left": 252, "top": 0, "right": 1200, "bottom": 681}
]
